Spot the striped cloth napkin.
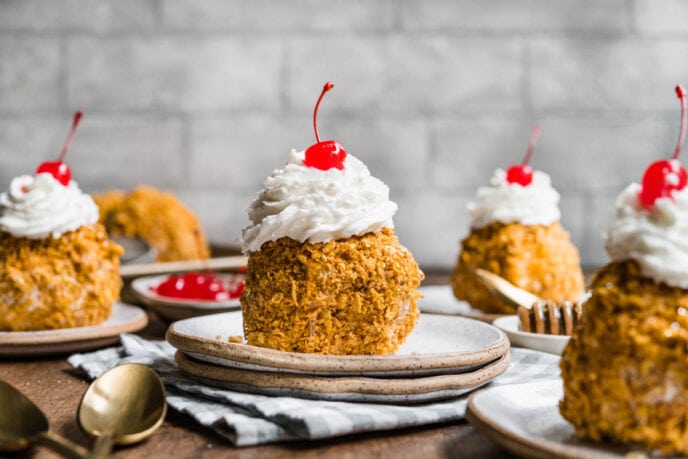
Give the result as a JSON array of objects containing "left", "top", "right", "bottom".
[{"left": 68, "top": 334, "right": 560, "bottom": 447}]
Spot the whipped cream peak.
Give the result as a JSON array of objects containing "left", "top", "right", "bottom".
[
  {"left": 0, "top": 172, "right": 99, "bottom": 239},
  {"left": 606, "top": 182, "right": 688, "bottom": 288},
  {"left": 241, "top": 150, "right": 397, "bottom": 253},
  {"left": 468, "top": 168, "right": 561, "bottom": 228}
]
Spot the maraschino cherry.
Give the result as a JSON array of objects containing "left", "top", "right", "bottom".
[
  {"left": 154, "top": 230, "right": 246, "bottom": 301},
  {"left": 303, "top": 82, "right": 347, "bottom": 171},
  {"left": 505, "top": 125, "right": 542, "bottom": 186},
  {"left": 638, "top": 85, "right": 688, "bottom": 210},
  {"left": 35, "top": 110, "right": 83, "bottom": 186},
  {"left": 154, "top": 272, "right": 245, "bottom": 301}
]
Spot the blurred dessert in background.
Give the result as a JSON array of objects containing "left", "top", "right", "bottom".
[
  {"left": 560, "top": 86, "right": 688, "bottom": 456},
  {"left": 451, "top": 126, "right": 584, "bottom": 314},
  {"left": 240, "top": 82, "right": 423, "bottom": 355},
  {"left": 0, "top": 111, "right": 122, "bottom": 331},
  {"left": 94, "top": 186, "right": 210, "bottom": 262}
]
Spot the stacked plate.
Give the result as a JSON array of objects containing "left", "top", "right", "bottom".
[{"left": 166, "top": 311, "right": 511, "bottom": 403}]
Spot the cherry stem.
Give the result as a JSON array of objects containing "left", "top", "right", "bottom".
[
  {"left": 521, "top": 124, "right": 542, "bottom": 166},
  {"left": 673, "top": 85, "right": 686, "bottom": 160},
  {"left": 313, "top": 82, "right": 334, "bottom": 143},
  {"left": 58, "top": 110, "right": 83, "bottom": 163}
]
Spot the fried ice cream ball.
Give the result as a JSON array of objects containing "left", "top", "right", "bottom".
[
  {"left": 241, "top": 228, "right": 424, "bottom": 355},
  {"left": 94, "top": 186, "right": 210, "bottom": 262},
  {"left": 560, "top": 260, "right": 688, "bottom": 456},
  {"left": 0, "top": 224, "right": 122, "bottom": 331},
  {"left": 451, "top": 221, "right": 584, "bottom": 314}
]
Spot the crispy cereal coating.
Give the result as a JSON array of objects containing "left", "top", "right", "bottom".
[
  {"left": 451, "top": 221, "right": 584, "bottom": 314},
  {"left": 241, "top": 228, "right": 424, "bottom": 355},
  {"left": 0, "top": 224, "right": 122, "bottom": 331},
  {"left": 94, "top": 186, "right": 210, "bottom": 262},
  {"left": 560, "top": 260, "right": 688, "bottom": 456}
]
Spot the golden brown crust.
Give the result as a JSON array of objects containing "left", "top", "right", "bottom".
[
  {"left": 450, "top": 222, "right": 584, "bottom": 314},
  {"left": 0, "top": 224, "right": 123, "bottom": 331},
  {"left": 241, "top": 228, "right": 424, "bottom": 355},
  {"left": 94, "top": 186, "right": 210, "bottom": 262},
  {"left": 560, "top": 260, "right": 688, "bottom": 455}
]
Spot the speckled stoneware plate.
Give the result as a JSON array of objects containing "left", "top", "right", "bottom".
[
  {"left": 0, "top": 302, "right": 148, "bottom": 357},
  {"left": 492, "top": 316, "right": 569, "bottom": 356},
  {"left": 466, "top": 380, "right": 635, "bottom": 458},
  {"left": 166, "top": 311, "right": 510, "bottom": 377},
  {"left": 130, "top": 274, "right": 242, "bottom": 321},
  {"left": 176, "top": 350, "right": 511, "bottom": 403},
  {"left": 418, "top": 285, "right": 507, "bottom": 324}
]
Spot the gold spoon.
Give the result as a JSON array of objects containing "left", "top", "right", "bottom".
[
  {"left": 77, "top": 363, "right": 167, "bottom": 459},
  {"left": 0, "top": 380, "right": 89, "bottom": 459},
  {"left": 474, "top": 268, "right": 543, "bottom": 309}
]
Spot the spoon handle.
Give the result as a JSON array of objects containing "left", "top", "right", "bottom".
[
  {"left": 38, "top": 430, "right": 89, "bottom": 459},
  {"left": 89, "top": 433, "right": 114, "bottom": 459},
  {"left": 474, "top": 268, "right": 543, "bottom": 309},
  {"left": 119, "top": 255, "right": 247, "bottom": 277}
]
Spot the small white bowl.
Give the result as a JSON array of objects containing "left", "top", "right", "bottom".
[
  {"left": 131, "top": 273, "right": 242, "bottom": 321},
  {"left": 492, "top": 315, "right": 569, "bottom": 355}
]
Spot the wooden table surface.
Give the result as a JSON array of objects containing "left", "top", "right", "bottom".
[{"left": 0, "top": 272, "right": 517, "bottom": 459}]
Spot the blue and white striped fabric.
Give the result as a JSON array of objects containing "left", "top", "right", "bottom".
[{"left": 68, "top": 334, "right": 560, "bottom": 447}]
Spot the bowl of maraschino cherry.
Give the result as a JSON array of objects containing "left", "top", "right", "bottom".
[{"left": 130, "top": 268, "right": 245, "bottom": 321}]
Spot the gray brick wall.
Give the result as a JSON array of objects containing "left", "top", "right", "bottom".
[{"left": 1, "top": 0, "right": 687, "bottom": 269}]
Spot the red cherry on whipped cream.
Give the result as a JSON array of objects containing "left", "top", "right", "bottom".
[
  {"left": 35, "top": 110, "right": 84, "bottom": 186},
  {"left": 303, "top": 82, "right": 347, "bottom": 171},
  {"left": 638, "top": 85, "right": 688, "bottom": 210},
  {"left": 153, "top": 272, "right": 245, "bottom": 301},
  {"left": 506, "top": 124, "right": 542, "bottom": 186}
]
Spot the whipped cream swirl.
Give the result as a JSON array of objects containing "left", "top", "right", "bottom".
[
  {"left": 241, "top": 150, "right": 397, "bottom": 253},
  {"left": 0, "top": 173, "right": 99, "bottom": 239},
  {"left": 605, "top": 183, "right": 688, "bottom": 288},
  {"left": 468, "top": 169, "right": 561, "bottom": 229}
]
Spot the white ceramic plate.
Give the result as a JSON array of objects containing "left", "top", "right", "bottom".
[
  {"left": 418, "top": 285, "right": 506, "bottom": 324},
  {"left": 492, "top": 315, "right": 569, "bottom": 355},
  {"left": 166, "top": 311, "right": 510, "bottom": 377},
  {"left": 0, "top": 302, "right": 148, "bottom": 357},
  {"left": 130, "top": 273, "right": 242, "bottom": 321},
  {"left": 176, "top": 350, "right": 511, "bottom": 404},
  {"left": 466, "top": 380, "right": 633, "bottom": 459}
]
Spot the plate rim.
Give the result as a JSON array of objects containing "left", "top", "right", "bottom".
[
  {"left": 492, "top": 315, "right": 569, "bottom": 343},
  {"left": 166, "top": 310, "right": 510, "bottom": 374},
  {"left": 492, "top": 315, "right": 569, "bottom": 356},
  {"left": 185, "top": 350, "right": 494, "bottom": 377},
  {"left": 0, "top": 302, "right": 148, "bottom": 347},
  {"left": 176, "top": 350, "right": 512, "bottom": 399}
]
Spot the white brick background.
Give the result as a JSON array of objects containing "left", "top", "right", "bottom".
[{"left": 1, "top": 0, "right": 687, "bottom": 269}]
